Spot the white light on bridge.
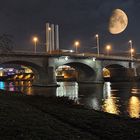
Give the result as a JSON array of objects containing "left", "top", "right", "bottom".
[
  {"left": 48, "top": 27, "right": 51, "bottom": 31},
  {"left": 70, "top": 50, "right": 74, "bottom": 53},
  {"left": 65, "top": 56, "right": 69, "bottom": 61},
  {"left": 92, "top": 57, "right": 96, "bottom": 61}
]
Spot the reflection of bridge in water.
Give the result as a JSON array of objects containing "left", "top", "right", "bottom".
[{"left": 0, "top": 52, "right": 140, "bottom": 86}]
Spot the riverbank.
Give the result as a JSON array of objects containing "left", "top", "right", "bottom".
[{"left": 0, "top": 90, "right": 140, "bottom": 140}]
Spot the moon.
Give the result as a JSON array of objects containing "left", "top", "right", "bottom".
[{"left": 109, "top": 9, "right": 128, "bottom": 34}]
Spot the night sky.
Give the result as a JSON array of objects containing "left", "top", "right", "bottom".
[{"left": 0, "top": 0, "right": 140, "bottom": 53}]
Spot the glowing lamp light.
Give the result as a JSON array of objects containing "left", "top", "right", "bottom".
[
  {"left": 75, "top": 41, "right": 80, "bottom": 46},
  {"left": 129, "top": 40, "right": 132, "bottom": 44},
  {"left": 33, "top": 37, "right": 38, "bottom": 42},
  {"left": 33, "top": 36, "right": 38, "bottom": 53},
  {"left": 106, "top": 45, "right": 111, "bottom": 56},
  {"left": 106, "top": 45, "right": 111, "bottom": 50},
  {"left": 48, "top": 27, "right": 51, "bottom": 31},
  {"left": 130, "top": 48, "right": 134, "bottom": 53},
  {"left": 70, "top": 50, "right": 74, "bottom": 53},
  {"left": 92, "top": 57, "right": 96, "bottom": 61},
  {"left": 95, "top": 34, "right": 99, "bottom": 38},
  {"left": 74, "top": 41, "right": 80, "bottom": 53},
  {"left": 65, "top": 56, "right": 69, "bottom": 61}
]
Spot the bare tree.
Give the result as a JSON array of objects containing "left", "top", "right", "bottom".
[{"left": 0, "top": 34, "right": 15, "bottom": 53}]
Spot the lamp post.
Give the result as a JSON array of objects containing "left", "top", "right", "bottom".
[
  {"left": 74, "top": 41, "right": 80, "bottom": 53},
  {"left": 48, "top": 27, "right": 51, "bottom": 53},
  {"left": 106, "top": 45, "right": 111, "bottom": 56},
  {"left": 130, "top": 48, "right": 134, "bottom": 56},
  {"left": 33, "top": 37, "right": 38, "bottom": 53},
  {"left": 95, "top": 34, "right": 100, "bottom": 56},
  {"left": 129, "top": 40, "right": 133, "bottom": 60}
]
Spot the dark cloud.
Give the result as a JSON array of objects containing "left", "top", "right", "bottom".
[{"left": 0, "top": 0, "right": 139, "bottom": 53}]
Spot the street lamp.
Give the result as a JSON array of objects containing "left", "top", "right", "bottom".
[
  {"left": 33, "top": 37, "right": 38, "bottom": 53},
  {"left": 48, "top": 27, "right": 52, "bottom": 53},
  {"left": 95, "top": 34, "right": 100, "bottom": 56},
  {"left": 74, "top": 41, "right": 80, "bottom": 53},
  {"left": 130, "top": 48, "right": 134, "bottom": 54},
  {"left": 106, "top": 45, "right": 111, "bottom": 56},
  {"left": 130, "top": 48, "right": 135, "bottom": 60},
  {"left": 48, "top": 27, "right": 51, "bottom": 31},
  {"left": 129, "top": 40, "right": 133, "bottom": 60}
]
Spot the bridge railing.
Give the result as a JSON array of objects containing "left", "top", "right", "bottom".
[{"left": 0, "top": 51, "right": 138, "bottom": 62}]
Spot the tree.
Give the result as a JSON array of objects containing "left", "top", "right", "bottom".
[{"left": 0, "top": 34, "right": 15, "bottom": 53}]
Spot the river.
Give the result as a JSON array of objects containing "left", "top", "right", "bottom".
[{"left": 0, "top": 81, "right": 140, "bottom": 118}]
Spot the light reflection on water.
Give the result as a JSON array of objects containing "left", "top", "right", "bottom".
[
  {"left": 128, "top": 96, "right": 140, "bottom": 118},
  {"left": 102, "top": 82, "right": 120, "bottom": 115},
  {"left": 1, "top": 81, "right": 140, "bottom": 118},
  {"left": 56, "top": 82, "right": 79, "bottom": 102}
]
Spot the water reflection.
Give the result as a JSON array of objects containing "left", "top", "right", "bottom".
[
  {"left": 102, "top": 97, "right": 120, "bottom": 115},
  {"left": 128, "top": 96, "right": 140, "bottom": 118},
  {"left": 1, "top": 81, "right": 33, "bottom": 94},
  {"left": 78, "top": 83, "right": 103, "bottom": 110},
  {"left": 102, "top": 82, "right": 120, "bottom": 115},
  {"left": 103, "top": 82, "right": 111, "bottom": 98},
  {"left": 0, "top": 81, "right": 5, "bottom": 90},
  {"left": 56, "top": 82, "right": 79, "bottom": 103},
  {"left": 1, "top": 81, "right": 140, "bottom": 118}
]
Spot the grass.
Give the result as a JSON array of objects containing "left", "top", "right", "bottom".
[{"left": 0, "top": 90, "right": 139, "bottom": 139}]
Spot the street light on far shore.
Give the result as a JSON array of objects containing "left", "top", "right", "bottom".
[
  {"left": 74, "top": 41, "right": 80, "bottom": 53},
  {"left": 106, "top": 45, "right": 111, "bottom": 56},
  {"left": 33, "top": 37, "right": 38, "bottom": 53}
]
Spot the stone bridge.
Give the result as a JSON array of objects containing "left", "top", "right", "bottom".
[{"left": 0, "top": 52, "right": 139, "bottom": 86}]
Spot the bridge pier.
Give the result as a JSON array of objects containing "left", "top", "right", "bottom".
[
  {"left": 94, "top": 69, "right": 104, "bottom": 84},
  {"left": 33, "top": 67, "right": 58, "bottom": 87},
  {"left": 76, "top": 62, "right": 104, "bottom": 84}
]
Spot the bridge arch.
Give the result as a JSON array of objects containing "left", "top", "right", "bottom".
[
  {"left": 103, "top": 64, "right": 128, "bottom": 79},
  {"left": 102, "top": 60, "right": 129, "bottom": 69},
  {"left": 55, "top": 62, "right": 97, "bottom": 82},
  {"left": 0, "top": 60, "right": 49, "bottom": 85}
]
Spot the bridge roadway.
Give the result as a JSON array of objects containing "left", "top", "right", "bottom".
[
  {"left": 0, "top": 52, "right": 138, "bottom": 61},
  {"left": 0, "top": 52, "right": 139, "bottom": 86}
]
